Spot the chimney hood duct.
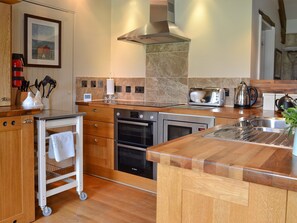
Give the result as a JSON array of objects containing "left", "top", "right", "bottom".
[{"left": 117, "top": 0, "right": 190, "bottom": 45}]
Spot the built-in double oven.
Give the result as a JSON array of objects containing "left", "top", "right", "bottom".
[{"left": 114, "top": 109, "right": 157, "bottom": 180}]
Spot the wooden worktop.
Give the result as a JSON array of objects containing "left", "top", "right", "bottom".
[
  {"left": 147, "top": 126, "right": 297, "bottom": 192},
  {"left": 0, "top": 106, "right": 40, "bottom": 117},
  {"left": 76, "top": 100, "right": 278, "bottom": 119}
]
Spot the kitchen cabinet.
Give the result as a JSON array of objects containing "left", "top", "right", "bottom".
[
  {"left": 0, "top": 115, "right": 35, "bottom": 223},
  {"left": 0, "top": 2, "right": 11, "bottom": 106},
  {"left": 78, "top": 106, "right": 114, "bottom": 171},
  {"left": 156, "top": 164, "right": 291, "bottom": 223},
  {"left": 78, "top": 105, "right": 157, "bottom": 192}
]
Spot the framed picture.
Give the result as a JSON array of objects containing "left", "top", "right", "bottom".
[
  {"left": 274, "top": 49, "right": 282, "bottom": 80},
  {"left": 24, "top": 14, "right": 61, "bottom": 68}
]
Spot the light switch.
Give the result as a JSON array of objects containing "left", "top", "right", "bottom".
[{"left": 263, "top": 93, "right": 275, "bottom": 110}]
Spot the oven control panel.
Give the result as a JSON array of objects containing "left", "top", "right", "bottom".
[{"left": 115, "top": 109, "right": 158, "bottom": 122}]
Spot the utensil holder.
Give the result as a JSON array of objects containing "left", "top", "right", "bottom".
[{"left": 42, "top": 98, "right": 50, "bottom": 110}]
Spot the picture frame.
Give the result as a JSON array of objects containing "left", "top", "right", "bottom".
[
  {"left": 24, "top": 14, "right": 61, "bottom": 68},
  {"left": 274, "top": 49, "right": 282, "bottom": 80}
]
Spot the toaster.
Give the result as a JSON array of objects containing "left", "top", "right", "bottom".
[{"left": 188, "top": 88, "right": 225, "bottom": 107}]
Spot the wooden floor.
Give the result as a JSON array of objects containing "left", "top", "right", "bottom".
[{"left": 34, "top": 175, "right": 156, "bottom": 223}]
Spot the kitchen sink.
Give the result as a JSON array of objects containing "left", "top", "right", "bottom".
[
  {"left": 234, "top": 117, "right": 288, "bottom": 133},
  {"left": 205, "top": 117, "right": 293, "bottom": 148}
]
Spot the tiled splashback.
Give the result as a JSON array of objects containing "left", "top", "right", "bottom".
[
  {"left": 76, "top": 77, "right": 145, "bottom": 101},
  {"left": 76, "top": 43, "right": 250, "bottom": 106},
  {"left": 76, "top": 77, "right": 250, "bottom": 106},
  {"left": 145, "top": 43, "right": 189, "bottom": 103}
]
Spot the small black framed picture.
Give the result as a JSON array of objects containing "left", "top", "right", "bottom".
[{"left": 24, "top": 14, "right": 61, "bottom": 68}]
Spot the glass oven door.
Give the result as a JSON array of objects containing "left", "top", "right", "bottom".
[
  {"left": 117, "top": 119, "right": 154, "bottom": 147},
  {"left": 117, "top": 143, "right": 153, "bottom": 179}
]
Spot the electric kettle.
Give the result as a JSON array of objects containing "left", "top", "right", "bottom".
[
  {"left": 234, "top": 81, "right": 258, "bottom": 108},
  {"left": 275, "top": 94, "right": 297, "bottom": 111}
]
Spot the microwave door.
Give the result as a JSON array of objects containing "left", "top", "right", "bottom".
[
  {"left": 163, "top": 120, "right": 208, "bottom": 142},
  {"left": 163, "top": 120, "right": 195, "bottom": 142}
]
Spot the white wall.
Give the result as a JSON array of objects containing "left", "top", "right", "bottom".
[
  {"left": 287, "top": 19, "right": 297, "bottom": 34},
  {"left": 12, "top": 1, "right": 75, "bottom": 111},
  {"left": 109, "top": 0, "right": 253, "bottom": 78},
  {"left": 12, "top": 0, "right": 111, "bottom": 111},
  {"left": 176, "top": 0, "right": 252, "bottom": 78},
  {"left": 110, "top": 0, "right": 148, "bottom": 78},
  {"left": 74, "top": 0, "right": 111, "bottom": 77},
  {"left": 251, "top": 0, "right": 282, "bottom": 79}
]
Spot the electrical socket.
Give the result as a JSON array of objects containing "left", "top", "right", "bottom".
[
  {"left": 98, "top": 80, "right": 103, "bottom": 88},
  {"left": 81, "top": 80, "right": 88, "bottom": 88},
  {"left": 126, "top": 86, "right": 131, "bottom": 93},
  {"left": 135, "top": 86, "right": 144, "bottom": 93},
  {"left": 91, "top": 80, "right": 96, "bottom": 88},
  {"left": 115, "top": 85, "right": 122, "bottom": 93},
  {"left": 224, "top": 88, "right": 229, "bottom": 97}
]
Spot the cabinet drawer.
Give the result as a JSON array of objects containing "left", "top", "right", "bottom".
[
  {"left": 83, "top": 134, "right": 114, "bottom": 170},
  {"left": 78, "top": 106, "right": 114, "bottom": 123},
  {"left": 84, "top": 120, "right": 114, "bottom": 139}
]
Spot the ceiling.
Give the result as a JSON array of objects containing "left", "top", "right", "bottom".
[{"left": 284, "top": 0, "right": 297, "bottom": 20}]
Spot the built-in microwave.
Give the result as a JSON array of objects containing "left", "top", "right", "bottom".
[{"left": 158, "top": 113, "right": 215, "bottom": 144}]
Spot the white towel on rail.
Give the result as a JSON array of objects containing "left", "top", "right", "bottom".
[{"left": 48, "top": 131, "right": 75, "bottom": 162}]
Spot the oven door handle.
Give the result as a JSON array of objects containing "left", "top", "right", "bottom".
[
  {"left": 117, "top": 143, "right": 147, "bottom": 152},
  {"left": 117, "top": 120, "right": 149, "bottom": 127}
]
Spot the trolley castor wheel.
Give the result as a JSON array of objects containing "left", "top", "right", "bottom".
[
  {"left": 79, "top": 191, "right": 88, "bottom": 201},
  {"left": 42, "top": 206, "right": 52, "bottom": 216}
]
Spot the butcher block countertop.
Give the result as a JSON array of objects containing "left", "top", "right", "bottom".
[
  {"left": 147, "top": 126, "right": 297, "bottom": 192},
  {"left": 0, "top": 106, "right": 40, "bottom": 117},
  {"left": 76, "top": 100, "right": 279, "bottom": 119}
]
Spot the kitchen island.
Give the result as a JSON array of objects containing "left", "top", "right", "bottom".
[{"left": 147, "top": 126, "right": 297, "bottom": 223}]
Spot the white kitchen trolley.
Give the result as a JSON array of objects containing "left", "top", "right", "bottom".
[{"left": 34, "top": 110, "right": 87, "bottom": 216}]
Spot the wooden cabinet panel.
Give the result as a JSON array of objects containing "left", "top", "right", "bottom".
[
  {"left": 84, "top": 134, "right": 114, "bottom": 170},
  {"left": 286, "top": 191, "right": 297, "bottom": 223},
  {"left": 157, "top": 164, "right": 287, "bottom": 223},
  {"left": 83, "top": 119, "right": 114, "bottom": 139},
  {"left": 78, "top": 106, "right": 114, "bottom": 123},
  {"left": 0, "top": 116, "right": 34, "bottom": 223},
  {"left": 0, "top": 124, "right": 22, "bottom": 221},
  {"left": 0, "top": 3, "right": 11, "bottom": 106}
]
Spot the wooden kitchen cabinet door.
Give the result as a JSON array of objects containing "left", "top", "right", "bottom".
[
  {"left": 0, "top": 3, "right": 11, "bottom": 106},
  {"left": 157, "top": 164, "right": 287, "bottom": 223},
  {"left": 0, "top": 116, "right": 35, "bottom": 223},
  {"left": 83, "top": 134, "right": 114, "bottom": 171}
]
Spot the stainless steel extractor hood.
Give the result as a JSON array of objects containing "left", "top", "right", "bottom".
[{"left": 117, "top": 0, "right": 190, "bottom": 45}]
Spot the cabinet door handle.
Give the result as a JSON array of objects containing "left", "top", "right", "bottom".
[
  {"left": 1, "top": 97, "right": 10, "bottom": 101},
  {"left": 23, "top": 119, "right": 33, "bottom": 124},
  {"left": 94, "top": 138, "right": 98, "bottom": 143},
  {"left": 94, "top": 123, "right": 98, "bottom": 128}
]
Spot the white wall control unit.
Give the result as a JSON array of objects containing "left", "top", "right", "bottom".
[{"left": 83, "top": 93, "right": 92, "bottom": 102}]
